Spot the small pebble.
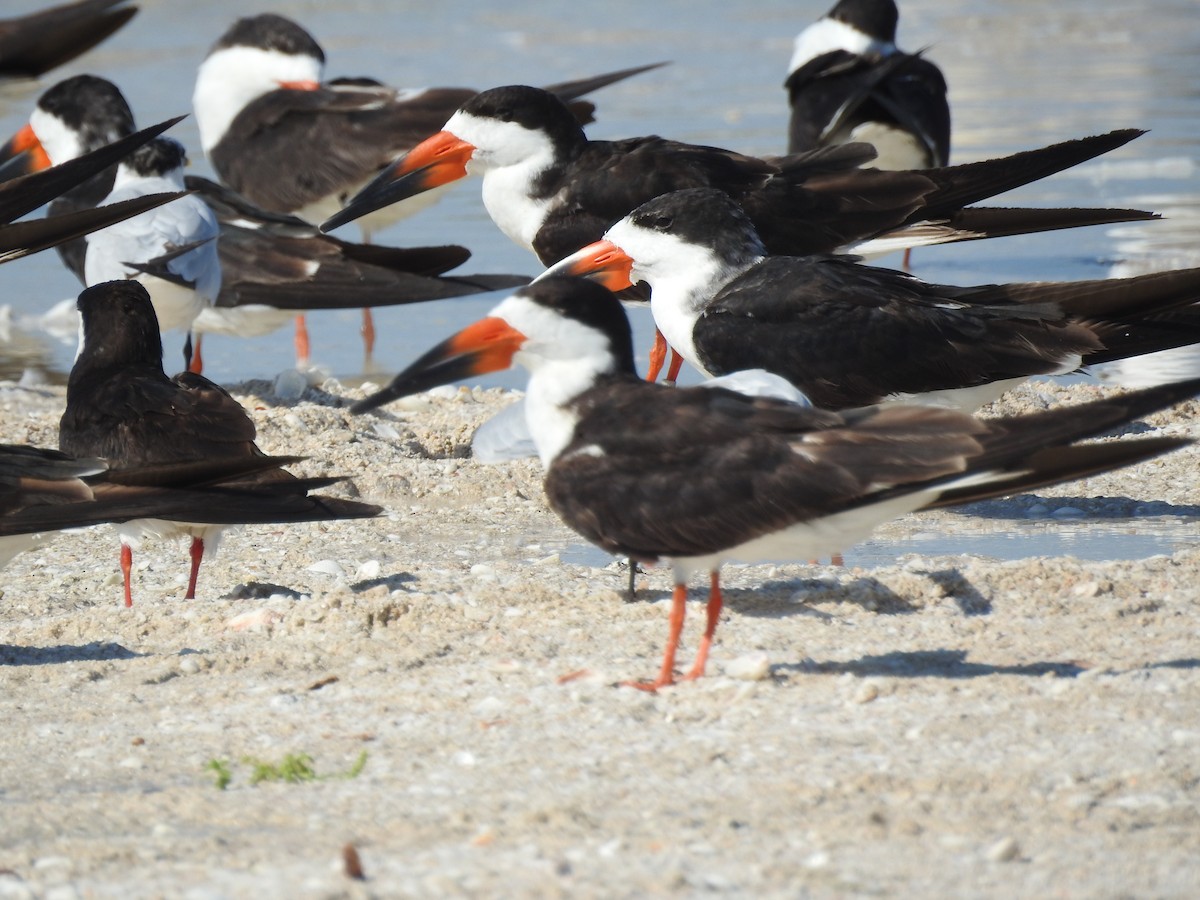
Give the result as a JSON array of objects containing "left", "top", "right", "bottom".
[
  {"left": 307, "top": 559, "right": 345, "bottom": 577},
  {"left": 986, "top": 836, "right": 1020, "bottom": 863},
  {"left": 723, "top": 652, "right": 770, "bottom": 681},
  {"left": 354, "top": 560, "right": 382, "bottom": 580}
]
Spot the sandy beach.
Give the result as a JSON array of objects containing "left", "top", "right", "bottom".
[{"left": 1, "top": 374, "right": 1198, "bottom": 898}]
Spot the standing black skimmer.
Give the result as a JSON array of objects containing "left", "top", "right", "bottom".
[
  {"left": 0, "top": 75, "right": 529, "bottom": 369},
  {"left": 546, "top": 188, "right": 1200, "bottom": 403},
  {"left": 83, "top": 135, "right": 220, "bottom": 370},
  {"left": 0, "top": 113, "right": 186, "bottom": 266},
  {"left": 57, "top": 280, "right": 381, "bottom": 606},
  {"left": 322, "top": 84, "right": 1154, "bottom": 270},
  {"left": 785, "top": 0, "right": 950, "bottom": 168},
  {"left": 193, "top": 12, "right": 661, "bottom": 360},
  {"left": 349, "top": 277, "right": 1196, "bottom": 690},
  {"left": 0, "top": 0, "right": 136, "bottom": 79}
]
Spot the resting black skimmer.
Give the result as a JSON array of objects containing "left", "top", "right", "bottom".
[
  {"left": 0, "top": 114, "right": 185, "bottom": 266},
  {"left": 350, "top": 277, "right": 1196, "bottom": 689},
  {"left": 83, "top": 136, "right": 220, "bottom": 369},
  {"left": 322, "top": 84, "right": 1153, "bottom": 271},
  {"left": 194, "top": 13, "right": 662, "bottom": 231},
  {"left": 194, "top": 13, "right": 660, "bottom": 360},
  {"left": 547, "top": 188, "right": 1200, "bottom": 400},
  {"left": 58, "top": 280, "right": 381, "bottom": 606},
  {"left": 0, "top": 75, "right": 529, "bottom": 368},
  {"left": 0, "top": 447, "right": 364, "bottom": 577},
  {"left": 785, "top": 0, "right": 950, "bottom": 168},
  {"left": 0, "top": 0, "right": 136, "bottom": 79}
]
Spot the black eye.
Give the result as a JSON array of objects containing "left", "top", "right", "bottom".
[
  {"left": 650, "top": 214, "right": 674, "bottom": 231},
  {"left": 495, "top": 106, "right": 514, "bottom": 122}
]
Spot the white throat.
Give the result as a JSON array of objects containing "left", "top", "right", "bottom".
[
  {"left": 445, "top": 110, "right": 561, "bottom": 254},
  {"left": 29, "top": 108, "right": 83, "bottom": 164},
  {"left": 193, "top": 45, "right": 322, "bottom": 153}
]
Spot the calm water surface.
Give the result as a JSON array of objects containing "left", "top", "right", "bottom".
[{"left": 1, "top": 0, "right": 1196, "bottom": 385}]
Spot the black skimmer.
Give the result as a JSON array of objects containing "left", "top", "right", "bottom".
[
  {"left": 193, "top": 12, "right": 660, "bottom": 361},
  {"left": 194, "top": 13, "right": 662, "bottom": 230},
  {"left": 0, "top": 447, "right": 368, "bottom": 576},
  {"left": 546, "top": 188, "right": 1200, "bottom": 403},
  {"left": 785, "top": 0, "right": 950, "bottom": 168},
  {"left": 349, "top": 277, "right": 1196, "bottom": 690},
  {"left": 57, "top": 280, "right": 381, "bottom": 606},
  {"left": 0, "top": 0, "right": 136, "bottom": 79},
  {"left": 83, "top": 135, "right": 220, "bottom": 370},
  {"left": 0, "top": 113, "right": 186, "bottom": 266},
  {"left": 322, "top": 84, "right": 1154, "bottom": 270},
  {"left": 0, "top": 75, "right": 529, "bottom": 369}
]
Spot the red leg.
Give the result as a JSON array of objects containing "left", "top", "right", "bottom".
[
  {"left": 665, "top": 348, "right": 684, "bottom": 385},
  {"left": 683, "top": 571, "right": 723, "bottom": 682},
  {"left": 120, "top": 544, "right": 133, "bottom": 608},
  {"left": 185, "top": 537, "right": 204, "bottom": 600},
  {"left": 361, "top": 308, "right": 376, "bottom": 362},
  {"left": 188, "top": 333, "right": 204, "bottom": 374},
  {"left": 646, "top": 330, "right": 668, "bottom": 382},
  {"left": 294, "top": 314, "right": 311, "bottom": 368},
  {"left": 624, "top": 582, "right": 688, "bottom": 692},
  {"left": 830, "top": 552, "right": 844, "bottom": 567},
  {"left": 902, "top": 247, "right": 913, "bottom": 271}
]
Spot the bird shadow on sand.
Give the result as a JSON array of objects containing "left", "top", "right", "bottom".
[
  {"left": 351, "top": 572, "right": 417, "bottom": 593},
  {"left": 773, "top": 649, "right": 1200, "bottom": 681},
  {"left": 733, "top": 571, "right": 991, "bottom": 618},
  {"left": 0, "top": 641, "right": 142, "bottom": 667}
]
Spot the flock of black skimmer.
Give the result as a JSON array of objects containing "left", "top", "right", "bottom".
[{"left": 0, "top": 0, "right": 1197, "bottom": 690}]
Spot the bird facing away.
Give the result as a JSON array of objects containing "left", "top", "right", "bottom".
[
  {"left": 349, "top": 277, "right": 1196, "bottom": 690},
  {"left": 544, "top": 187, "right": 1200, "bottom": 404},
  {"left": 83, "top": 135, "right": 221, "bottom": 370},
  {"left": 58, "top": 280, "right": 381, "bottom": 606},
  {"left": 785, "top": 0, "right": 950, "bottom": 168}
]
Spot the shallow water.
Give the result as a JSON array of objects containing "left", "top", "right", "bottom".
[{"left": 0, "top": 0, "right": 1197, "bottom": 385}]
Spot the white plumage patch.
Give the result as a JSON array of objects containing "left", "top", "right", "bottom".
[
  {"left": 445, "top": 110, "right": 561, "bottom": 252},
  {"left": 788, "top": 17, "right": 894, "bottom": 74},
  {"left": 193, "top": 45, "right": 322, "bottom": 152}
]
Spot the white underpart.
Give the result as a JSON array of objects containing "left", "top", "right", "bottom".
[
  {"left": 117, "top": 520, "right": 228, "bottom": 560},
  {"left": 670, "top": 463, "right": 1016, "bottom": 583},
  {"left": 604, "top": 218, "right": 760, "bottom": 375},
  {"left": 444, "top": 110, "right": 561, "bottom": 254},
  {"left": 490, "top": 294, "right": 617, "bottom": 467},
  {"left": 788, "top": 17, "right": 894, "bottom": 74},
  {"left": 193, "top": 304, "right": 295, "bottom": 338},
  {"left": 845, "top": 122, "right": 932, "bottom": 170},
  {"left": 672, "top": 489, "right": 930, "bottom": 583},
  {"left": 193, "top": 45, "right": 323, "bottom": 153},
  {"left": 84, "top": 164, "right": 221, "bottom": 333},
  {"left": 28, "top": 108, "right": 83, "bottom": 164}
]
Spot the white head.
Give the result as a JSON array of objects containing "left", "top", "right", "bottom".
[{"left": 193, "top": 14, "right": 325, "bottom": 153}]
